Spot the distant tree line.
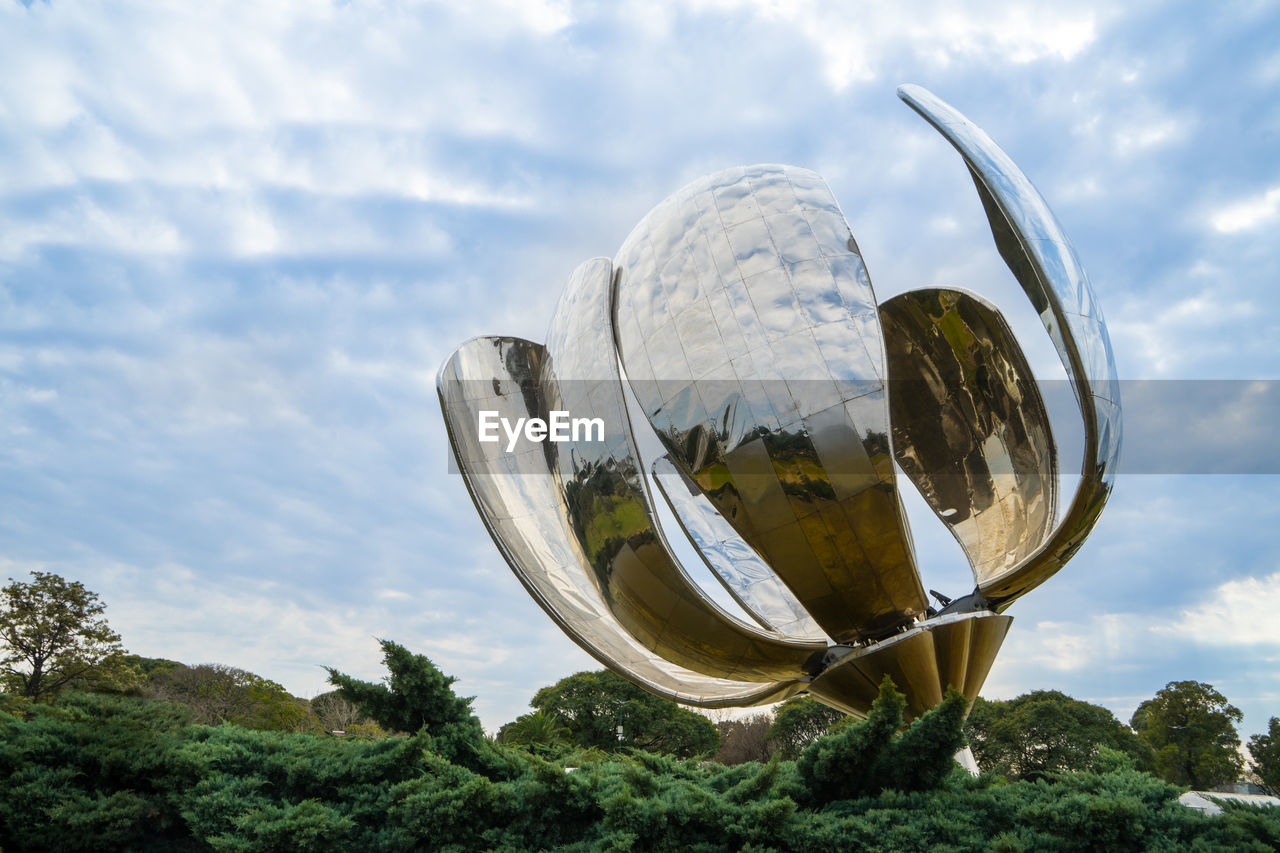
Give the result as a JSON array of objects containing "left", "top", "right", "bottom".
[
  {"left": 3, "top": 570, "right": 1276, "bottom": 788},
  {"left": 4, "top": 570, "right": 1280, "bottom": 850}
]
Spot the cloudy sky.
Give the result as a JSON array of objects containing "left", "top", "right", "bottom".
[{"left": 3, "top": 0, "right": 1279, "bottom": 740}]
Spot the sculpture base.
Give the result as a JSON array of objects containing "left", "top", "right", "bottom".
[{"left": 806, "top": 611, "right": 1012, "bottom": 721}]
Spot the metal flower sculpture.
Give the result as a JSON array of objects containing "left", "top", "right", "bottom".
[{"left": 438, "top": 86, "right": 1120, "bottom": 721}]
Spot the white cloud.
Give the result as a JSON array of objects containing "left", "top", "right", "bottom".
[
  {"left": 1258, "top": 49, "right": 1280, "bottom": 84},
  {"left": 993, "top": 612, "right": 1148, "bottom": 675},
  {"left": 5, "top": 552, "right": 564, "bottom": 720},
  {"left": 1114, "top": 117, "right": 1186, "bottom": 154},
  {"left": 1110, "top": 286, "right": 1258, "bottom": 376},
  {"left": 0, "top": 2, "right": 559, "bottom": 135},
  {"left": 1163, "top": 571, "right": 1280, "bottom": 646},
  {"left": 685, "top": 0, "right": 1099, "bottom": 90},
  {"left": 231, "top": 196, "right": 282, "bottom": 257},
  {"left": 0, "top": 0, "right": 554, "bottom": 254},
  {"left": 495, "top": 0, "right": 574, "bottom": 35},
  {"left": 0, "top": 196, "right": 186, "bottom": 261},
  {"left": 1210, "top": 186, "right": 1280, "bottom": 233}
]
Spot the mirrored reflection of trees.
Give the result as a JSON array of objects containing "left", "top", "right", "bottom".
[{"left": 563, "top": 458, "right": 650, "bottom": 576}]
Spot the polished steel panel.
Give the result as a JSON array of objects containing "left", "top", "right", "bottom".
[
  {"left": 540, "top": 264, "right": 824, "bottom": 681},
  {"left": 807, "top": 611, "right": 1012, "bottom": 720},
  {"left": 651, "top": 454, "right": 829, "bottom": 642},
  {"left": 614, "top": 165, "right": 928, "bottom": 644},
  {"left": 898, "top": 85, "right": 1121, "bottom": 606},
  {"left": 880, "top": 288, "right": 1057, "bottom": 586},
  {"left": 439, "top": 259, "right": 820, "bottom": 698},
  {"left": 439, "top": 336, "right": 799, "bottom": 706}
]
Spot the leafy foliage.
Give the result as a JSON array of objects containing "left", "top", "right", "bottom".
[
  {"left": 325, "top": 639, "right": 486, "bottom": 766},
  {"left": 966, "top": 690, "right": 1153, "bottom": 779},
  {"left": 499, "top": 709, "right": 571, "bottom": 749},
  {"left": 714, "top": 712, "right": 775, "bottom": 765},
  {"left": 0, "top": 690, "right": 196, "bottom": 851},
  {"left": 1249, "top": 716, "right": 1280, "bottom": 795},
  {"left": 122, "top": 654, "right": 184, "bottom": 680},
  {"left": 766, "top": 695, "right": 846, "bottom": 759},
  {"left": 5, "top": 624, "right": 1278, "bottom": 851},
  {"left": 0, "top": 571, "right": 128, "bottom": 698},
  {"left": 1132, "top": 680, "right": 1244, "bottom": 789},
  {"left": 326, "top": 640, "right": 478, "bottom": 734},
  {"left": 797, "top": 676, "right": 968, "bottom": 805},
  {"left": 4, "top": 684, "right": 1280, "bottom": 852},
  {"left": 530, "top": 669, "right": 719, "bottom": 758},
  {"left": 150, "top": 663, "right": 317, "bottom": 732}
]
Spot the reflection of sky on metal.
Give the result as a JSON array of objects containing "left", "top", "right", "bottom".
[
  {"left": 614, "top": 164, "right": 927, "bottom": 645},
  {"left": 439, "top": 337, "right": 802, "bottom": 707},
  {"left": 651, "top": 455, "right": 829, "bottom": 642},
  {"left": 897, "top": 85, "right": 1120, "bottom": 606},
  {"left": 439, "top": 86, "right": 1120, "bottom": 719},
  {"left": 439, "top": 258, "right": 815, "bottom": 706}
]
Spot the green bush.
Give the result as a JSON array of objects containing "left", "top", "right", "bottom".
[
  {"left": 797, "top": 677, "right": 968, "bottom": 805},
  {"left": 4, "top": 663, "right": 1280, "bottom": 852}
]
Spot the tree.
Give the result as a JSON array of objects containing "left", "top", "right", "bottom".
[
  {"left": 149, "top": 662, "right": 315, "bottom": 731},
  {"left": 122, "top": 654, "right": 182, "bottom": 680},
  {"left": 0, "top": 571, "right": 127, "bottom": 698},
  {"left": 1131, "top": 680, "right": 1243, "bottom": 789},
  {"left": 766, "top": 695, "right": 846, "bottom": 759},
  {"left": 965, "top": 690, "right": 1152, "bottom": 779},
  {"left": 310, "top": 690, "right": 369, "bottom": 732},
  {"left": 326, "top": 639, "right": 483, "bottom": 740},
  {"left": 498, "top": 709, "right": 571, "bottom": 748},
  {"left": 530, "top": 669, "right": 718, "bottom": 758},
  {"left": 797, "top": 677, "right": 969, "bottom": 805},
  {"left": 714, "top": 713, "right": 775, "bottom": 764},
  {"left": 1248, "top": 716, "right": 1280, "bottom": 795}
]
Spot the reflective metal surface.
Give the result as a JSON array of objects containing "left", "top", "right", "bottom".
[
  {"left": 880, "top": 288, "right": 1057, "bottom": 587},
  {"left": 898, "top": 85, "right": 1120, "bottom": 606},
  {"left": 438, "top": 84, "right": 1121, "bottom": 722},
  {"left": 439, "top": 258, "right": 818, "bottom": 705},
  {"left": 651, "top": 455, "right": 829, "bottom": 642},
  {"left": 613, "top": 165, "right": 927, "bottom": 644},
  {"left": 808, "top": 611, "right": 1012, "bottom": 720}
]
